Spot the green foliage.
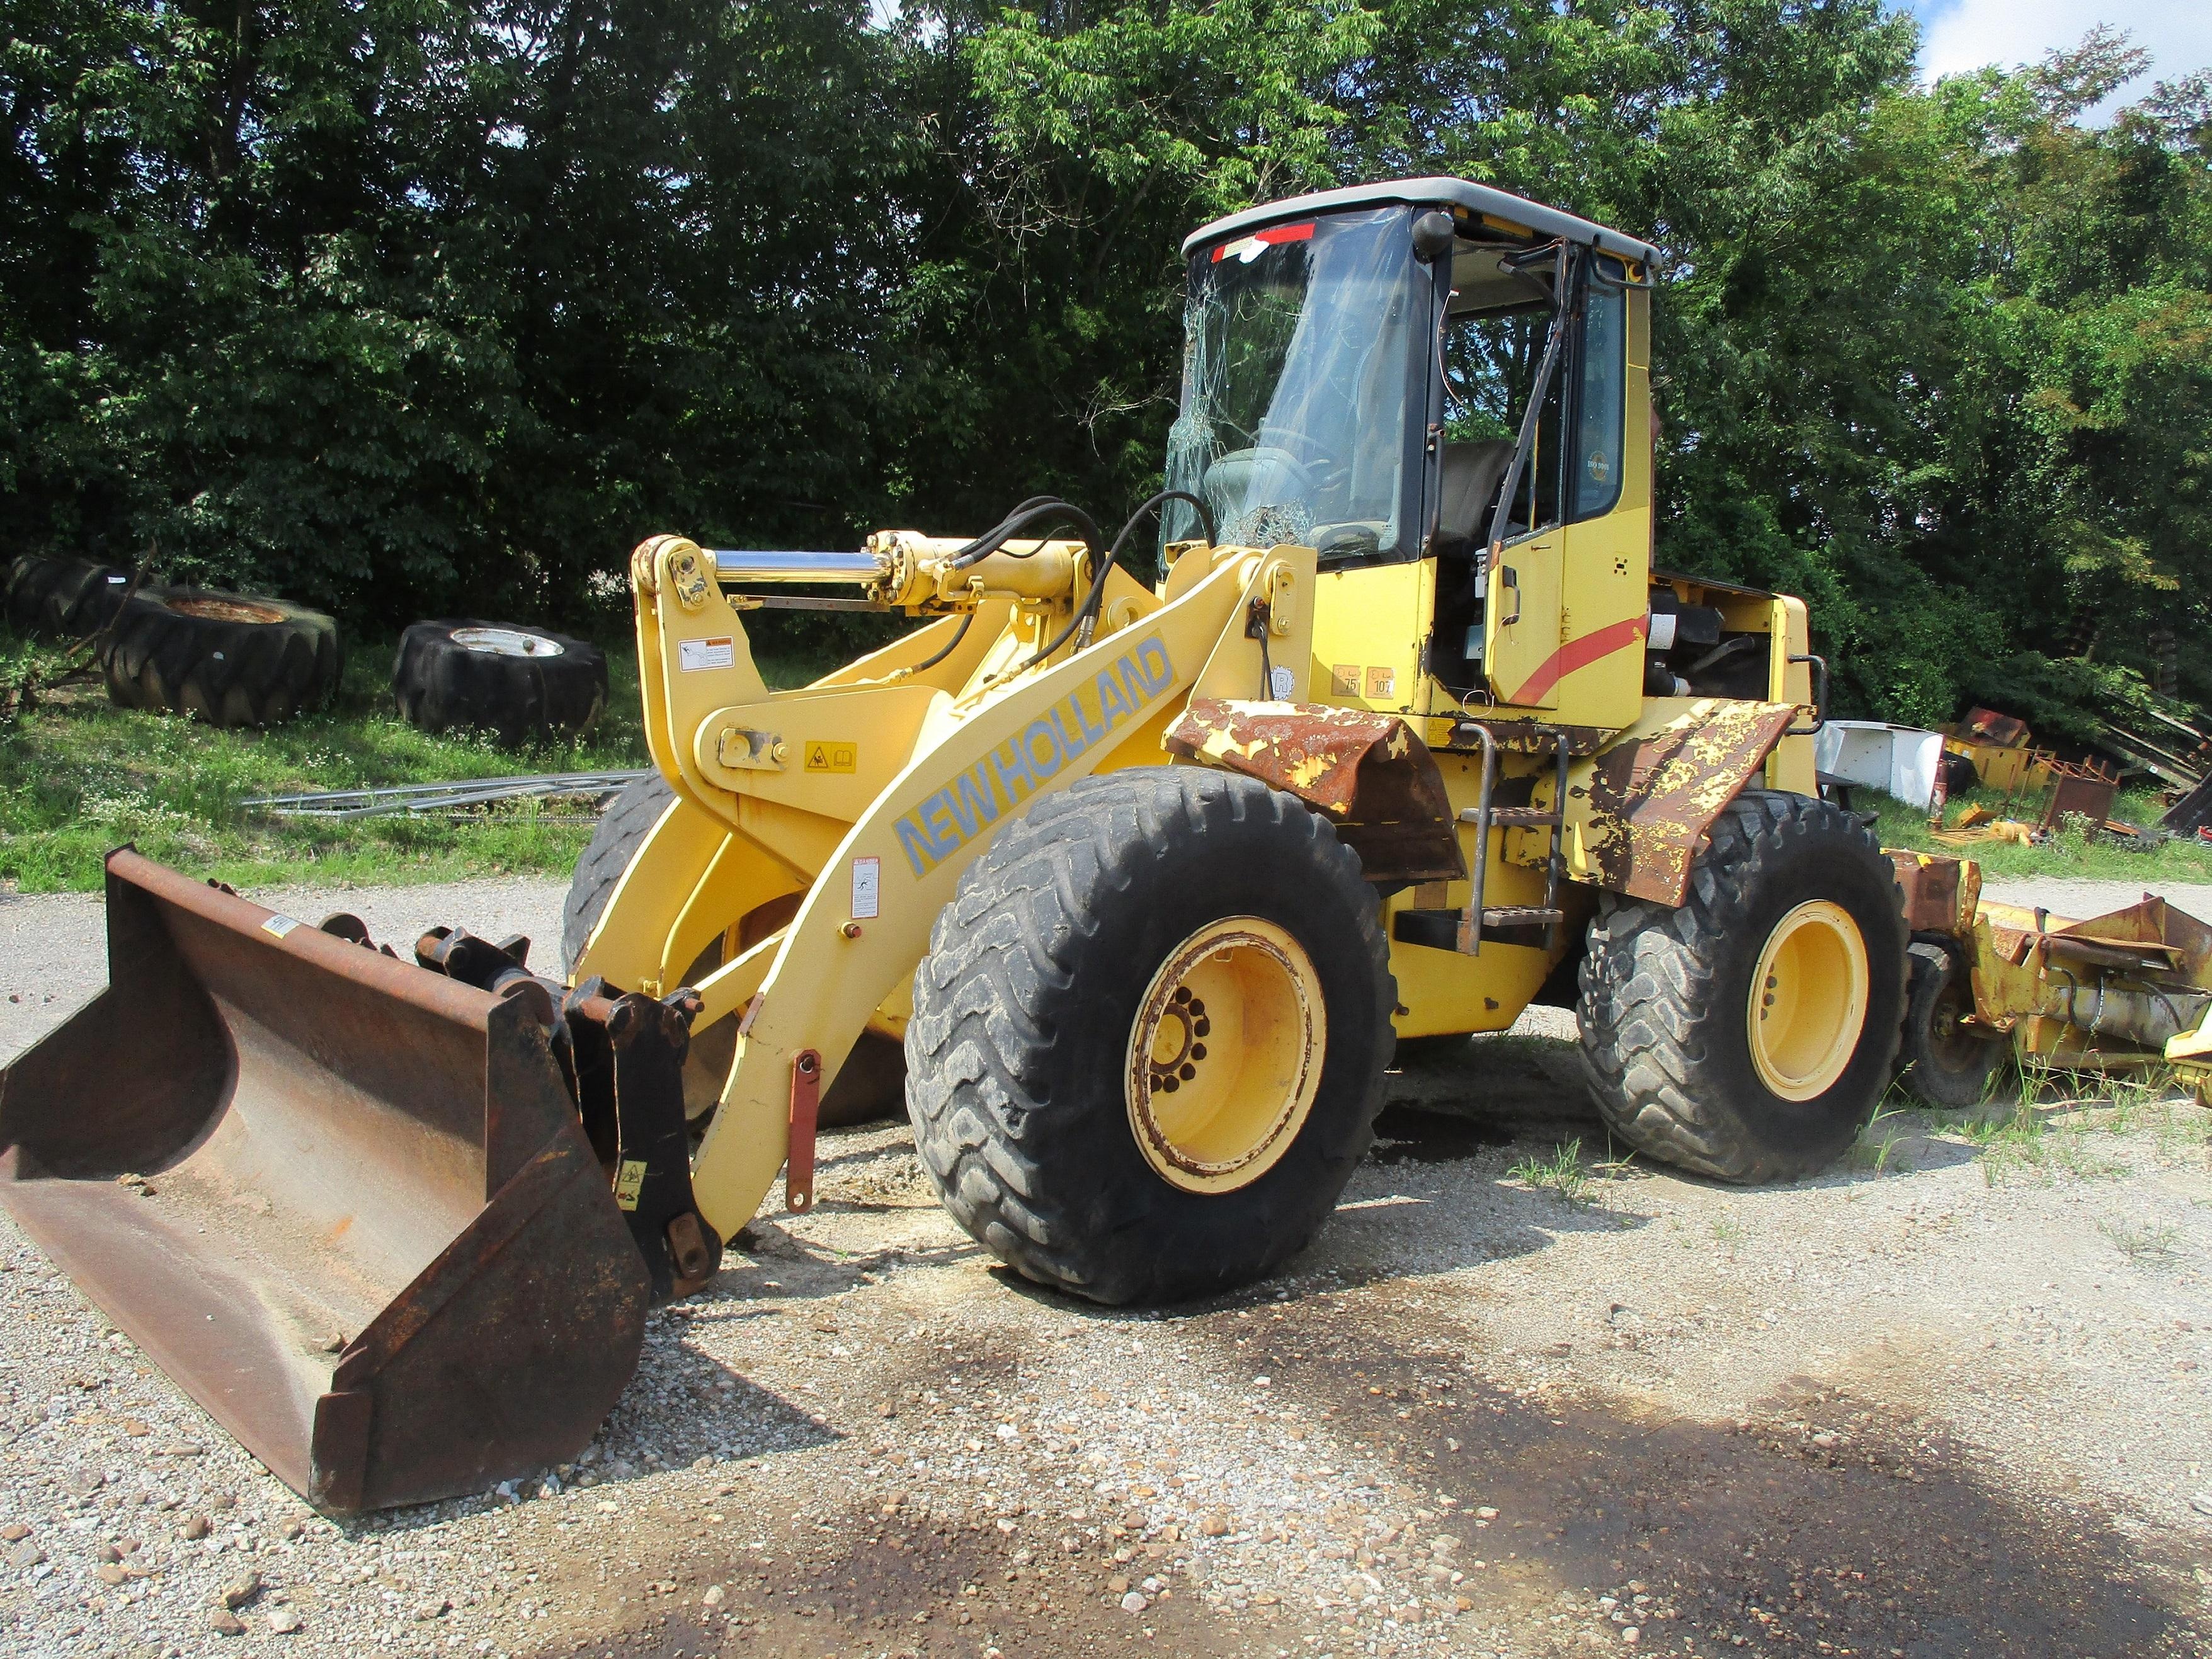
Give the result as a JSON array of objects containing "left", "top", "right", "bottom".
[{"left": 1, "top": 1, "right": 2208, "bottom": 739}]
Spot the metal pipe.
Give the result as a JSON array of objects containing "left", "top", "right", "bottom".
[{"left": 707, "top": 549, "right": 889, "bottom": 584}]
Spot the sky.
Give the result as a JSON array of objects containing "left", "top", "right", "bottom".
[{"left": 1907, "top": 0, "right": 2210, "bottom": 100}]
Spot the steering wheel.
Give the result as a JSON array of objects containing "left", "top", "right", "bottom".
[
  {"left": 1254, "top": 425, "right": 1335, "bottom": 469},
  {"left": 1206, "top": 443, "right": 1319, "bottom": 505}
]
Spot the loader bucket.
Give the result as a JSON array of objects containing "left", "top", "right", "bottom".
[{"left": 0, "top": 850, "right": 649, "bottom": 1515}]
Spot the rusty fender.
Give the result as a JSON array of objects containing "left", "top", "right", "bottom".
[
  {"left": 1561, "top": 698, "right": 1799, "bottom": 905},
  {"left": 1165, "top": 698, "right": 1464, "bottom": 884}
]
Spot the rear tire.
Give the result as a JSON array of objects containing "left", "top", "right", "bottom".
[
  {"left": 905, "top": 769, "right": 1395, "bottom": 1304},
  {"left": 393, "top": 619, "right": 607, "bottom": 746},
  {"left": 1576, "top": 789, "right": 1908, "bottom": 1182},
  {"left": 99, "top": 586, "right": 341, "bottom": 726},
  {"left": 1898, "top": 941, "right": 2009, "bottom": 1109}
]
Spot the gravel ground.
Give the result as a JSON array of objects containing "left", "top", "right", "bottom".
[{"left": 2, "top": 872, "right": 2211, "bottom": 1659}]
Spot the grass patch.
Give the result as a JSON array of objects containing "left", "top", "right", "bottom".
[
  {"left": 1953, "top": 1095, "right": 2131, "bottom": 1185},
  {"left": 1510, "top": 1137, "right": 1593, "bottom": 1204},
  {"left": 0, "top": 625, "right": 838, "bottom": 893},
  {"left": 2097, "top": 1217, "right": 2181, "bottom": 1262},
  {"left": 1869, "top": 782, "right": 2212, "bottom": 884},
  {"left": 1851, "top": 1096, "right": 1916, "bottom": 1175}
]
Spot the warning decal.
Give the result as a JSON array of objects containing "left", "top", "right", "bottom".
[
  {"left": 678, "top": 636, "right": 735, "bottom": 672},
  {"left": 805, "top": 742, "right": 857, "bottom": 773},
  {"left": 850, "top": 856, "right": 881, "bottom": 920}
]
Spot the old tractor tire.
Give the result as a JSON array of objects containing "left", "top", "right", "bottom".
[
  {"left": 561, "top": 772, "right": 901, "bottom": 1129},
  {"left": 1576, "top": 789, "right": 1908, "bottom": 1183},
  {"left": 1898, "top": 941, "right": 2009, "bottom": 1109},
  {"left": 4, "top": 554, "right": 128, "bottom": 639},
  {"left": 393, "top": 620, "right": 607, "bottom": 746},
  {"left": 100, "top": 587, "right": 341, "bottom": 727},
  {"left": 905, "top": 769, "right": 1396, "bottom": 1304}
]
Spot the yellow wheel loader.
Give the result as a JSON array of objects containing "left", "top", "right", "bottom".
[{"left": 0, "top": 178, "right": 1908, "bottom": 1514}]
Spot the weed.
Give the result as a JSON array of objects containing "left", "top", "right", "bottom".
[
  {"left": 1852, "top": 1097, "right": 1915, "bottom": 1176},
  {"left": 1710, "top": 1216, "right": 1743, "bottom": 1243},
  {"left": 2097, "top": 1072, "right": 2160, "bottom": 1134},
  {"left": 1958, "top": 1103, "right": 2048, "bottom": 1185},
  {"left": 1510, "top": 1139, "right": 1591, "bottom": 1204},
  {"left": 2044, "top": 1126, "right": 2124, "bottom": 1181},
  {"left": 2097, "top": 1217, "right": 2180, "bottom": 1261},
  {"left": 2155, "top": 1100, "right": 2212, "bottom": 1163}
]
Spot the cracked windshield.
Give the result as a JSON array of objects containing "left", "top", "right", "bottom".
[{"left": 1163, "top": 207, "right": 1417, "bottom": 561}]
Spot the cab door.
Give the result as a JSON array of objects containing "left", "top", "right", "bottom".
[
  {"left": 1483, "top": 534, "right": 1562, "bottom": 708},
  {"left": 1483, "top": 259, "right": 1645, "bottom": 723}
]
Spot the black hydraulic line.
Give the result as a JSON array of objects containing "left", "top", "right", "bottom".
[
  {"left": 949, "top": 498, "right": 1106, "bottom": 572},
  {"left": 899, "top": 603, "right": 979, "bottom": 678},
  {"left": 947, "top": 495, "right": 1061, "bottom": 564},
  {"left": 1023, "top": 489, "right": 1216, "bottom": 669}
]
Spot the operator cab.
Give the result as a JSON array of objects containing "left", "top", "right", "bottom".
[{"left": 1173, "top": 180, "right": 1661, "bottom": 722}]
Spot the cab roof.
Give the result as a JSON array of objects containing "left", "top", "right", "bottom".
[{"left": 1181, "top": 176, "right": 1664, "bottom": 270}]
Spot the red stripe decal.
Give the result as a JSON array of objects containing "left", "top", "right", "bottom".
[
  {"left": 1211, "top": 222, "right": 1317, "bottom": 261},
  {"left": 1503, "top": 615, "right": 1647, "bottom": 707}
]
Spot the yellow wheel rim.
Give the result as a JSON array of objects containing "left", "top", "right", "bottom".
[
  {"left": 1747, "top": 899, "right": 1870, "bottom": 1101},
  {"left": 1126, "top": 916, "right": 1326, "bottom": 1194}
]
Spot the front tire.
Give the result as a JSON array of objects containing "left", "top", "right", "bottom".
[
  {"left": 1577, "top": 789, "right": 1908, "bottom": 1182},
  {"left": 905, "top": 769, "right": 1395, "bottom": 1304}
]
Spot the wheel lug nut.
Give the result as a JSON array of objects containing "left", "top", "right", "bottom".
[
  {"left": 1192, "top": 1044, "right": 1207, "bottom": 1061},
  {"left": 1178, "top": 1063, "right": 1196, "bottom": 1081},
  {"left": 1194, "top": 1018, "right": 1211, "bottom": 1037},
  {"left": 1160, "top": 1075, "right": 1179, "bottom": 1093}
]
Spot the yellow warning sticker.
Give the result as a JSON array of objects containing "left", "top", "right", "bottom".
[
  {"left": 804, "top": 742, "right": 857, "bottom": 774},
  {"left": 613, "top": 1160, "right": 647, "bottom": 1212}
]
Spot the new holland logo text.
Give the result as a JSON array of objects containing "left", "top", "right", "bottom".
[{"left": 894, "top": 637, "right": 1174, "bottom": 876}]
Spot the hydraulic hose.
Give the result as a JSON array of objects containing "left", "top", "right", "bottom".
[
  {"left": 892, "top": 603, "right": 979, "bottom": 680},
  {"left": 949, "top": 497, "right": 1106, "bottom": 573},
  {"left": 1023, "top": 489, "right": 1216, "bottom": 669}
]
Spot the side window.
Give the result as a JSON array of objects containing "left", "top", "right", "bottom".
[
  {"left": 1442, "top": 306, "right": 1562, "bottom": 535},
  {"left": 1570, "top": 273, "right": 1626, "bottom": 521}
]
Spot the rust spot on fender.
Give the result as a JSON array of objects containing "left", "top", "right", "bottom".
[
  {"left": 1570, "top": 699, "right": 1797, "bottom": 904},
  {"left": 1166, "top": 699, "right": 1464, "bottom": 884}
]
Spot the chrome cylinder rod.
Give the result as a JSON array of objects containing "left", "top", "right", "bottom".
[{"left": 708, "top": 549, "right": 889, "bottom": 584}]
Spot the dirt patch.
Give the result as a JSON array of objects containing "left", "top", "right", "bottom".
[
  {"left": 1242, "top": 1301, "right": 2196, "bottom": 1655},
  {"left": 6, "top": 992, "right": 2212, "bottom": 1658}
]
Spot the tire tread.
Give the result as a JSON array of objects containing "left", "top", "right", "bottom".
[{"left": 1576, "top": 789, "right": 1907, "bottom": 1182}]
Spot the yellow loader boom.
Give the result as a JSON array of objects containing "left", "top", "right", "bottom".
[{"left": 1, "top": 178, "right": 1901, "bottom": 1515}]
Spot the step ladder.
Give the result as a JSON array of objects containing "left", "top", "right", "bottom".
[{"left": 1453, "top": 723, "right": 1571, "bottom": 955}]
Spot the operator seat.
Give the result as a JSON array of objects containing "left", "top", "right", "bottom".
[
  {"left": 1428, "top": 438, "right": 1515, "bottom": 693},
  {"left": 1434, "top": 438, "right": 1515, "bottom": 555}
]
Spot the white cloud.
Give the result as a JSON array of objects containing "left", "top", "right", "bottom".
[{"left": 1916, "top": 0, "right": 2211, "bottom": 91}]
